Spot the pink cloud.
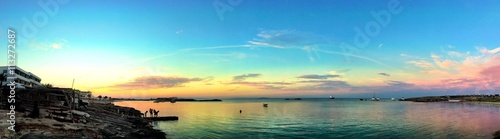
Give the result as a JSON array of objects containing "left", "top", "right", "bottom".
[{"left": 480, "top": 65, "right": 500, "bottom": 78}]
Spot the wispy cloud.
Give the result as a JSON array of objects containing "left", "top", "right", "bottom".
[
  {"left": 29, "top": 39, "right": 68, "bottom": 50},
  {"left": 227, "top": 81, "right": 292, "bottom": 90},
  {"left": 377, "top": 73, "right": 390, "bottom": 76},
  {"left": 194, "top": 52, "right": 247, "bottom": 59},
  {"left": 431, "top": 53, "right": 456, "bottom": 69},
  {"left": 478, "top": 46, "right": 500, "bottom": 55},
  {"left": 295, "top": 80, "right": 352, "bottom": 91},
  {"left": 385, "top": 80, "right": 413, "bottom": 87},
  {"left": 232, "top": 73, "right": 262, "bottom": 81},
  {"left": 329, "top": 69, "right": 351, "bottom": 76},
  {"left": 297, "top": 74, "right": 341, "bottom": 79},
  {"left": 111, "top": 76, "right": 204, "bottom": 89}
]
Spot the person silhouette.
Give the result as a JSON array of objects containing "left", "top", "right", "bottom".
[
  {"left": 239, "top": 110, "right": 242, "bottom": 113},
  {"left": 149, "top": 109, "right": 153, "bottom": 117},
  {"left": 154, "top": 110, "right": 160, "bottom": 117},
  {"left": 144, "top": 111, "right": 148, "bottom": 117}
]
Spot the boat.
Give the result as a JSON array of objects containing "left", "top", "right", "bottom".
[
  {"left": 371, "top": 93, "right": 380, "bottom": 101},
  {"left": 263, "top": 103, "right": 268, "bottom": 107},
  {"left": 399, "top": 97, "right": 406, "bottom": 101},
  {"left": 391, "top": 98, "right": 396, "bottom": 101},
  {"left": 329, "top": 96, "right": 335, "bottom": 99},
  {"left": 448, "top": 99, "right": 462, "bottom": 103}
]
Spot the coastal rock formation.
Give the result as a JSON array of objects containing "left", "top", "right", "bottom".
[
  {"left": 0, "top": 103, "right": 166, "bottom": 139},
  {"left": 494, "top": 130, "right": 500, "bottom": 139}
]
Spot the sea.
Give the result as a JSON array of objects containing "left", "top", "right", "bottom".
[{"left": 114, "top": 98, "right": 500, "bottom": 139}]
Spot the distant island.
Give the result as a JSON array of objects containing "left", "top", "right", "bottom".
[
  {"left": 402, "top": 94, "right": 500, "bottom": 104},
  {"left": 285, "top": 98, "right": 302, "bottom": 100}
]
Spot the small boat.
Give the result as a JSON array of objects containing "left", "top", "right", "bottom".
[
  {"left": 391, "top": 98, "right": 396, "bottom": 101},
  {"left": 371, "top": 93, "right": 380, "bottom": 101},
  {"left": 448, "top": 99, "right": 461, "bottom": 103},
  {"left": 329, "top": 96, "right": 335, "bottom": 99},
  {"left": 399, "top": 97, "right": 406, "bottom": 101},
  {"left": 263, "top": 103, "right": 268, "bottom": 107}
]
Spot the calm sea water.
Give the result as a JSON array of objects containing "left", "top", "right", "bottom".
[{"left": 115, "top": 99, "right": 500, "bottom": 139}]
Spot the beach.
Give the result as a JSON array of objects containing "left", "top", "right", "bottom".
[{"left": 0, "top": 103, "right": 166, "bottom": 139}]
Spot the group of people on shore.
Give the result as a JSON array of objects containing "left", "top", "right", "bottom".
[{"left": 144, "top": 108, "right": 160, "bottom": 117}]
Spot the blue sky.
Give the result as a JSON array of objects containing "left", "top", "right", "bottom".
[{"left": 1, "top": 0, "right": 499, "bottom": 98}]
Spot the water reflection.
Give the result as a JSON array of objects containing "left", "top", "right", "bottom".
[{"left": 115, "top": 99, "right": 500, "bottom": 139}]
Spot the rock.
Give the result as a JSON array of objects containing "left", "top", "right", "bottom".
[
  {"left": 99, "top": 128, "right": 116, "bottom": 137},
  {"left": 494, "top": 130, "right": 500, "bottom": 139}
]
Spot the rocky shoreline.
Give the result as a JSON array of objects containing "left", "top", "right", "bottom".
[{"left": 0, "top": 103, "right": 166, "bottom": 139}]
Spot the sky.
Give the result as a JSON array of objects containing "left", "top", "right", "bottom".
[{"left": 0, "top": 0, "right": 499, "bottom": 98}]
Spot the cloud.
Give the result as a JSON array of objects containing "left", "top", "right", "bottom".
[
  {"left": 480, "top": 65, "right": 500, "bottom": 78},
  {"left": 194, "top": 52, "right": 247, "bottom": 59},
  {"left": 400, "top": 53, "right": 422, "bottom": 59},
  {"left": 377, "top": 73, "right": 390, "bottom": 76},
  {"left": 329, "top": 69, "right": 351, "bottom": 76},
  {"left": 296, "top": 80, "right": 352, "bottom": 91},
  {"left": 227, "top": 81, "right": 292, "bottom": 90},
  {"left": 431, "top": 53, "right": 456, "bottom": 69},
  {"left": 479, "top": 46, "right": 500, "bottom": 55},
  {"left": 407, "top": 60, "right": 434, "bottom": 68},
  {"left": 441, "top": 78, "right": 476, "bottom": 85},
  {"left": 248, "top": 41, "right": 285, "bottom": 48},
  {"left": 112, "top": 76, "right": 203, "bottom": 89},
  {"left": 385, "top": 80, "right": 414, "bottom": 87},
  {"left": 297, "top": 74, "right": 341, "bottom": 79},
  {"left": 29, "top": 39, "right": 68, "bottom": 50},
  {"left": 232, "top": 73, "right": 262, "bottom": 81},
  {"left": 51, "top": 43, "right": 62, "bottom": 49},
  {"left": 447, "top": 51, "right": 468, "bottom": 58}
]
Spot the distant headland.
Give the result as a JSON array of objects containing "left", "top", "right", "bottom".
[{"left": 401, "top": 94, "right": 500, "bottom": 104}]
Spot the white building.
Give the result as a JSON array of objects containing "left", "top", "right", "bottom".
[{"left": 0, "top": 66, "right": 42, "bottom": 87}]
